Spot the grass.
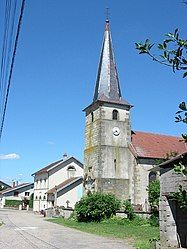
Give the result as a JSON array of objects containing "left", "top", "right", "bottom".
[{"left": 48, "top": 216, "right": 159, "bottom": 249}]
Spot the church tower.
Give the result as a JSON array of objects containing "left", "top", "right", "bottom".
[{"left": 83, "top": 19, "right": 132, "bottom": 200}]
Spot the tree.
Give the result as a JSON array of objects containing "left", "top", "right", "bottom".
[
  {"left": 135, "top": 29, "right": 187, "bottom": 142},
  {"left": 146, "top": 180, "right": 160, "bottom": 209}
]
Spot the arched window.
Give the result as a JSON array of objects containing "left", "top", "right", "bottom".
[
  {"left": 112, "top": 110, "right": 118, "bottom": 120},
  {"left": 67, "top": 166, "right": 76, "bottom": 178},
  {"left": 149, "top": 171, "right": 157, "bottom": 183},
  {"left": 35, "top": 196, "right": 38, "bottom": 200}
]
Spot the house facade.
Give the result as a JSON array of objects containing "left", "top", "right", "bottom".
[
  {"left": 32, "top": 154, "right": 83, "bottom": 211},
  {"left": 0, "top": 183, "right": 34, "bottom": 208},
  {"left": 83, "top": 18, "right": 187, "bottom": 209}
]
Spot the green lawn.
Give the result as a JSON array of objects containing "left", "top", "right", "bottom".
[{"left": 48, "top": 217, "right": 159, "bottom": 249}]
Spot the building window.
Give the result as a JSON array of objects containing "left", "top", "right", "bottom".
[
  {"left": 112, "top": 110, "right": 118, "bottom": 120},
  {"left": 35, "top": 196, "right": 38, "bottom": 200},
  {"left": 40, "top": 179, "right": 42, "bottom": 188},
  {"left": 44, "top": 179, "right": 47, "bottom": 188},
  {"left": 67, "top": 166, "right": 76, "bottom": 178},
  {"left": 39, "top": 196, "right": 42, "bottom": 200},
  {"left": 91, "top": 112, "right": 94, "bottom": 122},
  {"left": 14, "top": 191, "right": 19, "bottom": 197},
  {"left": 25, "top": 192, "right": 29, "bottom": 196},
  {"left": 114, "top": 159, "right": 117, "bottom": 172},
  {"left": 35, "top": 180, "right": 38, "bottom": 189},
  {"left": 149, "top": 172, "right": 157, "bottom": 183},
  {"left": 43, "top": 195, "right": 46, "bottom": 200}
]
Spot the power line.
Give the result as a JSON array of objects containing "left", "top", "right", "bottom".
[
  {"left": 0, "top": 0, "right": 17, "bottom": 120},
  {"left": 0, "top": 0, "right": 26, "bottom": 142}
]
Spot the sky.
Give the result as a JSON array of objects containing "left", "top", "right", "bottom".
[{"left": 0, "top": 0, "right": 186, "bottom": 184}]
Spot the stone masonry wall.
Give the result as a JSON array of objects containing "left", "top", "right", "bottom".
[{"left": 160, "top": 167, "right": 187, "bottom": 248}]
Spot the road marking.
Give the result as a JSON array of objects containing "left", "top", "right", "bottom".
[{"left": 15, "top": 226, "right": 38, "bottom": 231}]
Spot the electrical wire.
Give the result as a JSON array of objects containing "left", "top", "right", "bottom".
[
  {"left": 0, "top": 0, "right": 11, "bottom": 113},
  {"left": 0, "top": 0, "right": 26, "bottom": 142},
  {"left": 0, "top": 0, "right": 17, "bottom": 123}
]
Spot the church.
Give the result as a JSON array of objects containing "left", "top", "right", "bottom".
[{"left": 83, "top": 19, "right": 186, "bottom": 209}]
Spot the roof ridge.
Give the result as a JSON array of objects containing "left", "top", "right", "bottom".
[{"left": 134, "top": 130, "right": 182, "bottom": 138}]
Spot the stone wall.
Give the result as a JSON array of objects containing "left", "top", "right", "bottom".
[
  {"left": 159, "top": 165, "right": 187, "bottom": 248},
  {"left": 96, "top": 178, "right": 129, "bottom": 200},
  {"left": 159, "top": 196, "right": 179, "bottom": 248}
]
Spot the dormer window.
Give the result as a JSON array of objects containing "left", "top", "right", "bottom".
[
  {"left": 112, "top": 110, "right": 118, "bottom": 120},
  {"left": 67, "top": 166, "right": 76, "bottom": 178}
]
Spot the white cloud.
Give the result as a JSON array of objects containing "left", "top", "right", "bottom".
[
  {"left": 47, "top": 141, "right": 55, "bottom": 145},
  {"left": 0, "top": 153, "right": 20, "bottom": 160}
]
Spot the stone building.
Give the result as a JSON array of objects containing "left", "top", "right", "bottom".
[
  {"left": 155, "top": 152, "right": 187, "bottom": 248},
  {"left": 83, "top": 19, "right": 187, "bottom": 207}
]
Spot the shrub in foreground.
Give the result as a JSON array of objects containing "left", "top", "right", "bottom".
[
  {"left": 75, "top": 192, "right": 121, "bottom": 222},
  {"left": 122, "top": 200, "right": 135, "bottom": 220}
]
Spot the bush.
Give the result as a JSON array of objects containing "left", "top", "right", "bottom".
[
  {"left": 5, "top": 199, "right": 22, "bottom": 207},
  {"left": 146, "top": 180, "right": 160, "bottom": 209},
  {"left": 75, "top": 192, "right": 121, "bottom": 222},
  {"left": 149, "top": 210, "right": 159, "bottom": 227},
  {"left": 122, "top": 200, "right": 135, "bottom": 220},
  {"left": 29, "top": 199, "right": 33, "bottom": 208}
]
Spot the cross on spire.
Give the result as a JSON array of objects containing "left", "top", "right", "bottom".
[{"left": 105, "top": 7, "right": 110, "bottom": 22}]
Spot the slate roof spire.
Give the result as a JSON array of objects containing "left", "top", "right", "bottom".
[{"left": 93, "top": 19, "right": 122, "bottom": 103}]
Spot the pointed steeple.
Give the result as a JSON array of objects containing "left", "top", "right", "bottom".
[{"left": 93, "top": 19, "right": 123, "bottom": 103}]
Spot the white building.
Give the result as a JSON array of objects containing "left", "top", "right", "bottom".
[
  {"left": 32, "top": 154, "right": 83, "bottom": 211},
  {"left": 0, "top": 183, "right": 34, "bottom": 208}
]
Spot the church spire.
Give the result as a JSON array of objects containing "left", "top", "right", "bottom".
[{"left": 93, "top": 19, "right": 122, "bottom": 102}]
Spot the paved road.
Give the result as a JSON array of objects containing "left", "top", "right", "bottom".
[{"left": 0, "top": 209, "right": 134, "bottom": 249}]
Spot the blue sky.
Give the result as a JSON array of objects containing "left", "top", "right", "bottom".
[{"left": 0, "top": 0, "right": 186, "bottom": 184}]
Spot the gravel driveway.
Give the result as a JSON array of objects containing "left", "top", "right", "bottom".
[{"left": 0, "top": 209, "right": 134, "bottom": 249}]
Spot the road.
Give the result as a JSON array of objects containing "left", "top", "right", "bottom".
[{"left": 0, "top": 209, "right": 134, "bottom": 249}]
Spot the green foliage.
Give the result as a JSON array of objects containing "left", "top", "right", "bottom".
[
  {"left": 164, "top": 151, "right": 179, "bottom": 160},
  {"left": 135, "top": 30, "right": 187, "bottom": 143},
  {"left": 135, "top": 29, "right": 187, "bottom": 77},
  {"left": 149, "top": 211, "right": 159, "bottom": 227},
  {"left": 169, "top": 185, "right": 187, "bottom": 209},
  {"left": 74, "top": 192, "right": 121, "bottom": 222},
  {"left": 175, "top": 102, "right": 187, "bottom": 142},
  {"left": 5, "top": 199, "right": 22, "bottom": 207},
  {"left": 50, "top": 216, "right": 159, "bottom": 249},
  {"left": 122, "top": 200, "right": 135, "bottom": 220},
  {"left": 174, "top": 162, "right": 187, "bottom": 175},
  {"left": 29, "top": 199, "right": 33, "bottom": 208},
  {"left": 146, "top": 180, "right": 160, "bottom": 208}
]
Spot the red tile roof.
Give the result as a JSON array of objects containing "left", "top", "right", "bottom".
[{"left": 131, "top": 131, "right": 187, "bottom": 159}]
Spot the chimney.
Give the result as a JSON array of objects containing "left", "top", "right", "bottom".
[
  {"left": 63, "top": 153, "right": 68, "bottom": 160},
  {"left": 12, "top": 181, "right": 16, "bottom": 188}
]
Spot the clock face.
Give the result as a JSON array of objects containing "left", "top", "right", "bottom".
[{"left": 112, "top": 127, "right": 120, "bottom": 136}]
